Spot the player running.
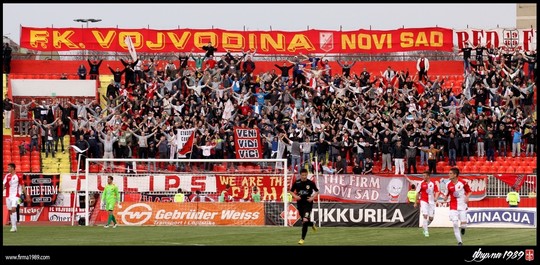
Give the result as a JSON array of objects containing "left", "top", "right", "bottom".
[
  {"left": 442, "top": 167, "right": 472, "bottom": 246},
  {"left": 414, "top": 171, "right": 440, "bottom": 237}
]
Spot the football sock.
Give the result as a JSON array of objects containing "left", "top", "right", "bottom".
[
  {"left": 301, "top": 222, "right": 308, "bottom": 239},
  {"left": 452, "top": 220, "right": 462, "bottom": 243},
  {"left": 10, "top": 212, "right": 17, "bottom": 229},
  {"left": 423, "top": 216, "right": 429, "bottom": 232}
]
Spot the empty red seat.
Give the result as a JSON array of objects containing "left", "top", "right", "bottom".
[
  {"left": 21, "top": 164, "right": 31, "bottom": 172},
  {"left": 31, "top": 165, "right": 41, "bottom": 172},
  {"left": 213, "top": 164, "right": 226, "bottom": 172}
]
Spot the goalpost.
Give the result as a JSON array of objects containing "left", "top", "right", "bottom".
[{"left": 81, "top": 158, "right": 294, "bottom": 227}]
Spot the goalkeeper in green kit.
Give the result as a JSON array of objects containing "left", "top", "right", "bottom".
[{"left": 101, "top": 175, "right": 121, "bottom": 228}]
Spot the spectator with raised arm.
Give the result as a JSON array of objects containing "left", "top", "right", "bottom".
[
  {"left": 337, "top": 59, "right": 356, "bottom": 78},
  {"left": 202, "top": 42, "right": 218, "bottom": 59},
  {"left": 97, "top": 129, "right": 118, "bottom": 172},
  {"left": 271, "top": 62, "right": 293, "bottom": 86},
  {"left": 11, "top": 99, "right": 33, "bottom": 135},
  {"left": 108, "top": 64, "right": 125, "bottom": 88},
  {"left": 87, "top": 57, "right": 103, "bottom": 80}
]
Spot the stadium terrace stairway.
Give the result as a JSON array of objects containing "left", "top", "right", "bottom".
[
  {"left": 41, "top": 136, "right": 71, "bottom": 174},
  {"left": 98, "top": 74, "right": 114, "bottom": 109}
]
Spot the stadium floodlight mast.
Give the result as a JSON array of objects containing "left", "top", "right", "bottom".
[
  {"left": 71, "top": 145, "right": 88, "bottom": 226},
  {"left": 73, "top": 18, "right": 102, "bottom": 59},
  {"left": 73, "top": 18, "right": 102, "bottom": 27}
]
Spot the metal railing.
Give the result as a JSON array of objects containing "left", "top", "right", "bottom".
[
  {"left": 12, "top": 50, "right": 464, "bottom": 62},
  {"left": 487, "top": 174, "right": 537, "bottom": 198}
]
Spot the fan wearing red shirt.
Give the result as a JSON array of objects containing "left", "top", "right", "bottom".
[
  {"left": 239, "top": 101, "right": 252, "bottom": 116},
  {"left": 442, "top": 167, "right": 472, "bottom": 246}
]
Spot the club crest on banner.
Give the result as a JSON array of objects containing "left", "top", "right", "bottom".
[
  {"left": 502, "top": 29, "right": 520, "bottom": 48},
  {"left": 319, "top": 32, "right": 333, "bottom": 52}
]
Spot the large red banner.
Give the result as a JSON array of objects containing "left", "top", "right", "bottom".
[
  {"left": 233, "top": 127, "right": 263, "bottom": 159},
  {"left": 492, "top": 174, "right": 528, "bottom": 191},
  {"left": 60, "top": 173, "right": 290, "bottom": 201},
  {"left": 454, "top": 28, "right": 536, "bottom": 51},
  {"left": 20, "top": 27, "right": 453, "bottom": 54}
]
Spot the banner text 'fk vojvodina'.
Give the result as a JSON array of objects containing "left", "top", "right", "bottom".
[{"left": 20, "top": 27, "right": 453, "bottom": 54}]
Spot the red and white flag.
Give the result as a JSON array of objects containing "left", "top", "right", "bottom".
[
  {"left": 177, "top": 128, "right": 195, "bottom": 157},
  {"left": 124, "top": 36, "right": 137, "bottom": 61}
]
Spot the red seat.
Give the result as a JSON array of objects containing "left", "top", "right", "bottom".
[
  {"left": 523, "top": 156, "right": 535, "bottom": 162},
  {"left": 214, "top": 165, "right": 226, "bottom": 172},
  {"left": 89, "top": 164, "right": 100, "bottom": 173},
  {"left": 21, "top": 164, "right": 30, "bottom": 172},
  {"left": 237, "top": 165, "right": 247, "bottom": 172},
  {"left": 31, "top": 165, "right": 41, "bottom": 172},
  {"left": 136, "top": 164, "right": 147, "bottom": 172},
  {"left": 514, "top": 166, "right": 526, "bottom": 173},
  {"left": 442, "top": 165, "right": 452, "bottom": 172},
  {"left": 480, "top": 165, "right": 491, "bottom": 173},
  {"left": 167, "top": 164, "right": 176, "bottom": 171},
  {"left": 504, "top": 167, "right": 515, "bottom": 174},
  {"left": 468, "top": 165, "right": 479, "bottom": 173},
  {"left": 493, "top": 165, "right": 505, "bottom": 174}
]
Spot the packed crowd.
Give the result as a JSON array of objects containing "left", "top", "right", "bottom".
[{"left": 4, "top": 42, "right": 537, "bottom": 175}]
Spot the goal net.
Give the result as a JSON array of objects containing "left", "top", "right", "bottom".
[{"left": 80, "top": 158, "right": 297, "bottom": 227}]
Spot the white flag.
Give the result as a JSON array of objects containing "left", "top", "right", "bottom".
[
  {"left": 124, "top": 36, "right": 137, "bottom": 61},
  {"left": 222, "top": 99, "right": 234, "bottom": 121},
  {"left": 276, "top": 139, "right": 286, "bottom": 169},
  {"left": 176, "top": 128, "right": 195, "bottom": 158}
]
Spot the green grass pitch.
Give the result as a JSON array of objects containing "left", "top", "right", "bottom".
[{"left": 3, "top": 226, "right": 536, "bottom": 246}]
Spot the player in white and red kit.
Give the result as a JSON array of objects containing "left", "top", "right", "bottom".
[
  {"left": 414, "top": 171, "right": 440, "bottom": 237},
  {"left": 3, "top": 163, "right": 25, "bottom": 232},
  {"left": 442, "top": 167, "right": 472, "bottom": 246}
]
